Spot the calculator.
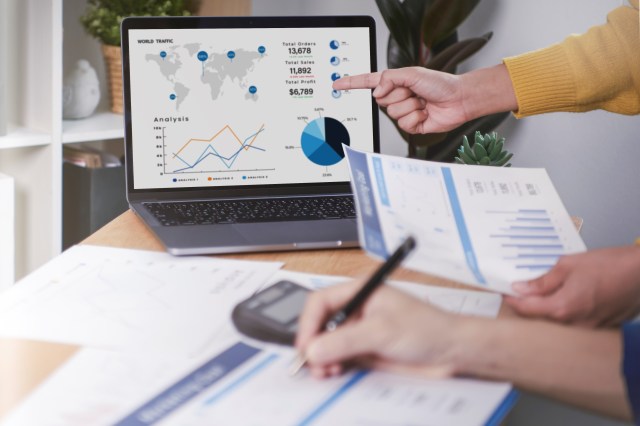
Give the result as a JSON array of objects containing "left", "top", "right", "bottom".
[{"left": 231, "top": 280, "right": 311, "bottom": 346}]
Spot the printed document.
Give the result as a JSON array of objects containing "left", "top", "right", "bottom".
[
  {"left": 269, "top": 270, "right": 502, "bottom": 318},
  {"left": 0, "top": 245, "right": 282, "bottom": 355},
  {"left": 5, "top": 340, "right": 514, "bottom": 426},
  {"left": 345, "top": 147, "right": 586, "bottom": 294}
]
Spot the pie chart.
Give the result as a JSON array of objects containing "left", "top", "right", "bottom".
[{"left": 301, "top": 117, "right": 350, "bottom": 166}]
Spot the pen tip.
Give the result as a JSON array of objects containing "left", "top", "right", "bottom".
[{"left": 289, "top": 353, "right": 307, "bottom": 376}]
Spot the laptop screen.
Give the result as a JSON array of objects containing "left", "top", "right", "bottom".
[{"left": 122, "top": 17, "right": 379, "bottom": 194}]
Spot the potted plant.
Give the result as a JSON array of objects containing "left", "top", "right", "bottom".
[
  {"left": 80, "top": 0, "right": 192, "bottom": 113},
  {"left": 375, "top": 0, "right": 510, "bottom": 161},
  {"left": 454, "top": 131, "right": 513, "bottom": 167}
]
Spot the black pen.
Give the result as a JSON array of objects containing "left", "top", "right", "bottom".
[
  {"left": 290, "top": 236, "right": 417, "bottom": 375},
  {"left": 324, "top": 235, "right": 417, "bottom": 331}
]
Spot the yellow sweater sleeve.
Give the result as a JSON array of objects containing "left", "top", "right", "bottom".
[{"left": 503, "top": 2, "right": 640, "bottom": 118}]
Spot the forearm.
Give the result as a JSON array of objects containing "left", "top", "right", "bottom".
[
  {"left": 458, "top": 64, "right": 518, "bottom": 121},
  {"left": 451, "top": 317, "right": 632, "bottom": 420}
]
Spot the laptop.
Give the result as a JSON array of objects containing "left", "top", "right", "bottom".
[{"left": 121, "top": 16, "right": 379, "bottom": 255}]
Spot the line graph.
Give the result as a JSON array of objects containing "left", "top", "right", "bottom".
[{"left": 169, "top": 124, "right": 266, "bottom": 173}]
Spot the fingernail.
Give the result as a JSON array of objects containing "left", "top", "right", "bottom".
[
  {"left": 512, "top": 281, "right": 530, "bottom": 293},
  {"left": 372, "top": 86, "right": 381, "bottom": 97}
]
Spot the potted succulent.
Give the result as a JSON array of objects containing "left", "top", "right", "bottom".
[
  {"left": 80, "top": 0, "right": 192, "bottom": 113},
  {"left": 375, "top": 0, "right": 510, "bottom": 161},
  {"left": 455, "top": 131, "right": 513, "bottom": 167}
]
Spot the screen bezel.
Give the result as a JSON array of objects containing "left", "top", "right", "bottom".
[{"left": 121, "top": 15, "right": 379, "bottom": 202}]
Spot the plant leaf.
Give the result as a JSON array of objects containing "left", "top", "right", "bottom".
[
  {"left": 473, "top": 142, "right": 488, "bottom": 160},
  {"left": 494, "top": 153, "right": 513, "bottom": 167},
  {"left": 487, "top": 138, "right": 496, "bottom": 154},
  {"left": 489, "top": 139, "right": 504, "bottom": 159},
  {"left": 421, "top": 0, "right": 481, "bottom": 49},
  {"left": 387, "top": 36, "right": 417, "bottom": 68},
  {"left": 401, "top": 0, "right": 434, "bottom": 62},
  {"left": 431, "top": 30, "right": 458, "bottom": 57},
  {"left": 496, "top": 150, "right": 510, "bottom": 161},
  {"left": 462, "top": 136, "right": 474, "bottom": 159},
  {"left": 458, "top": 150, "right": 476, "bottom": 164},
  {"left": 375, "top": 0, "right": 415, "bottom": 65},
  {"left": 427, "top": 33, "right": 492, "bottom": 72}
]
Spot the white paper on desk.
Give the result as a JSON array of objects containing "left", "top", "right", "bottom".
[
  {"left": 5, "top": 339, "right": 513, "bottom": 426},
  {"left": 267, "top": 270, "right": 502, "bottom": 318},
  {"left": 345, "top": 147, "right": 587, "bottom": 294},
  {"left": 0, "top": 245, "right": 282, "bottom": 355}
]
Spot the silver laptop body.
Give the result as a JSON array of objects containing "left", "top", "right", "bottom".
[{"left": 121, "top": 15, "right": 379, "bottom": 255}]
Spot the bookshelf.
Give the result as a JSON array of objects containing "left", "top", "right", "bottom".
[
  {"left": 0, "top": 0, "right": 252, "bottom": 283},
  {"left": 0, "top": 0, "right": 130, "bottom": 282}
]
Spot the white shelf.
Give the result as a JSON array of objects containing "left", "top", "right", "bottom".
[
  {"left": 62, "top": 110, "right": 124, "bottom": 143},
  {"left": 0, "top": 124, "right": 51, "bottom": 149}
]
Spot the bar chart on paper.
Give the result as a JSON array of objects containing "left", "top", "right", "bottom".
[
  {"left": 344, "top": 147, "right": 587, "bottom": 294},
  {"left": 486, "top": 209, "right": 564, "bottom": 272}
]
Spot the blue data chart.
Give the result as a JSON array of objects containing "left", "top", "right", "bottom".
[
  {"left": 301, "top": 117, "right": 350, "bottom": 167},
  {"left": 487, "top": 209, "right": 563, "bottom": 272}
]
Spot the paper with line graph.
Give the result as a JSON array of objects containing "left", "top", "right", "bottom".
[
  {"left": 0, "top": 245, "right": 282, "bottom": 354},
  {"left": 345, "top": 147, "right": 587, "bottom": 295}
]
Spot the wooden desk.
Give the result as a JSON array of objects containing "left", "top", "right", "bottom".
[{"left": 0, "top": 209, "right": 514, "bottom": 419}]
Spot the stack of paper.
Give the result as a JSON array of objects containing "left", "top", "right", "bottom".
[{"left": 0, "top": 245, "right": 515, "bottom": 425}]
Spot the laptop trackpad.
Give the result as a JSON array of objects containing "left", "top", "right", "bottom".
[
  {"left": 235, "top": 220, "right": 355, "bottom": 245},
  {"left": 160, "top": 225, "right": 249, "bottom": 248}
]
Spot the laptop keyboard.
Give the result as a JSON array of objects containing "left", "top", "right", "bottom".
[{"left": 143, "top": 196, "right": 357, "bottom": 226}]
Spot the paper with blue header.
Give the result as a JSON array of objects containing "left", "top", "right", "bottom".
[{"left": 344, "top": 146, "right": 587, "bottom": 295}]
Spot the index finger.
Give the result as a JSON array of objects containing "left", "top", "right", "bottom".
[
  {"left": 332, "top": 72, "right": 381, "bottom": 90},
  {"left": 295, "top": 281, "right": 362, "bottom": 351}
]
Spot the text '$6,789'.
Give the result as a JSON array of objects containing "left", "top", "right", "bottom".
[{"left": 289, "top": 88, "right": 314, "bottom": 96}]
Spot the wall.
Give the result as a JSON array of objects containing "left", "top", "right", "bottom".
[{"left": 253, "top": 0, "right": 640, "bottom": 250}]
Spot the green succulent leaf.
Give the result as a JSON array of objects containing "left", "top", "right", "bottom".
[
  {"left": 494, "top": 153, "right": 513, "bottom": 167},
  {"left": 458, "top": 150, "right": 477, "bottom": 164},
  {"left": 487, "top": 138, "right": 496, "bottom": 155},
  {"left": 421, "top": 0, "right": 481, "bottom": 49},
  {"left": 489, "top": 140, "right": 504, "bottom": 158},
  {"left": 454, "top": 157, "right": 465, "bottom": 164},
  {"left": 496, "top": 150, "right": 510, "bottom": 161},
  {"left": 473, "top": 142, "right": 488, "bottom": 160},
  {"left": 479, "top": 157, "right": 491, "bottom": 165},
  {"left": 462, "top": 135, "right": 474, "bottom": 158}
]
